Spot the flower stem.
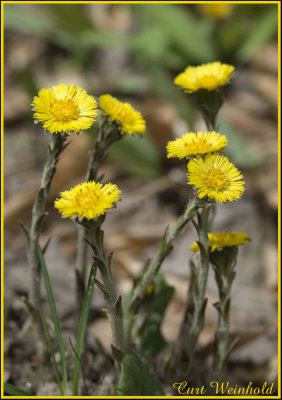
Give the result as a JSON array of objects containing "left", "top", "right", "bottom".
[
  {"left": 182, "top": 201, "right": 214, "bottom": 374},
  {"left": 124, "top": 197, "right": 199, "bottom": 346},
  {"left": 210, "top": 246, "right": 238, "bottom": 380},
  {"left": 75, "top": 121, "right": 121, "bottom": 311},
  {"left": 83, "top": 219, "right": 125, "bottom": 355},
  {"left": 26, "top": 133, "right": 68, "bottom": 357}
]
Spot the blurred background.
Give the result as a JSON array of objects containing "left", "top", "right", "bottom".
[{"left": 4, "top": 3, "right": 278, "bottom": 395}]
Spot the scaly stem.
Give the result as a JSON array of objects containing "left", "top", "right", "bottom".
[
  {"left": 27, "top": 133, "right": 68, "bottom": 357},
  {"left": 211, "top": 246, "right": 238, "bottom": 380},
  {"left": 75, "top": 121, "right": 122, "bottom": 311},
  {"left": 183, "top": 201, "right": 212, "bottom": 374},
  {"left": 124, "top": 197, "right": 199, "bottom": 346},
  {"left": 83, "top": 219, "right": 125, "bottom": 355}
]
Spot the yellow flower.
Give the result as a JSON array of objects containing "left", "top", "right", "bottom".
[
  {"left": 167, "top": 131, "right": 227, "bottom": 159},
  {"left": 54, "top": 181, "right": 121, "bottom": 220},
  {"left": 174, "top": 62, "right": 235, "bottom": 93},
  {"left": 191, "top": 231, "right": 249, "bottom": 253},
  {"left": 99, "top": 94, "right": 146, "bottom": 135},
  {"left": 187, "top": 154, "right": 244, "bottom": 203},
  {"left": 199, "top": 4, "right": 233, "bottom": 20},
  {"left": 32, "top": 83, "right": 98, "bottom": 134}
]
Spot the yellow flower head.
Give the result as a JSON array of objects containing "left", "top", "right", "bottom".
[
  {"left": 174, "top": 62, "right": 235, "bottom": 93},
  {"left": 99, "top": 94, "right": 146, "bottom": 135},
  {"left": 54, "top": 181, "right": 121, "bottom": 220},
  {"left": 191, "top": 231, "right": 249, "bottom": 253},
  {"left": 32, "top": 83, "right": 98, "bottom": 134},
  {"left": 199, "top": 4, "right": 233, "bottom": 20},
  {"left": 187, "top": 153, "right": 245, "bottom": 203},
  {"left": 167, "top": 131, "right": 227, "bottom": 159}
]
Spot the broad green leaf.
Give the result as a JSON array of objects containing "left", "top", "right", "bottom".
[
  {"left": 78, "top": 30, "right": 133, "bottom": 49},
  {"left": 49, "top": 4, "right": 94, "bottom": 34},
  {"left": 4, "top": 4, "right": 55, "bottom": 36},
  {"left": 4, "top": 4, "right": 74, "bottom": 49},
  {"left": 140, "top": 274, "right": 174, "bottom": 357},
  {"left": 4, "top": 383, "right": 30, "bottom": 396},
  {"left": 236, "top": 5, "right": 278, "bottom": 62},
  {"left": 218, "top": 117, "right": 265, "bottom": 169},
  {"left": 136, "top": 4, "right": 217, "bottom": 62},
  {"left": 109, "top": 133, "right": 162, "bottom": 180},
  {"left": 116, "top": 350, "right": 164, "bottom": 396}
]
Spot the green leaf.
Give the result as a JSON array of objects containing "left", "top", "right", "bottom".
[
  {"left": 37, "top": 246, "right": 67, "bottom": 395},
  {"left": 4, "top": 4, "right": 55, "bottom": 36},
  {"left": 116, "top": 350, "right": 164, "bottom": 396},
  {"left": 37, "top": 301, "right": 64, "bottom": 395},
  {"left": 78, "top": 30, "right": 133, "bottom": 49},
  {"left": 109, "top": 133, "right": 162, "bottom": 180},
  {"left": 236, "top": 5, "right": 278, "bottom": 62},
  {"left": 49, "top": 4, "right": 94, "bottom": 34},
  {"left": 4, "top": 4, "right": 74, "bottom": 49},
  {"left": 4, "top": 382, "right": 30, "bottom": 396},
  {"left": 140, "top": 274, "right": 174, "bottom": 357},
  {"left": 218, "top": 117, "right": 266, "bottom": 169},
  {"left": 72, "top": 262, "right": 97, "bottom": 396},
  {"left": 136, "top": 4, "right": 217, "bottom": 62}
]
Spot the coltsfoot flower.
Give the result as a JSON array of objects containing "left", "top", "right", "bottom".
[
  {"left": 99, "top": 94, "right": 146, "bottom": 135},
  {"left": 32, "top": 83, "right": 98, "bottom": 134},
  {"left": 191, "top": 231, "right": 249, "bottom": 252},
  {"left": 167, "top": 131, "right": 227, "bottom": 159},
  {"left": 187, "top": 153, "right": 245, "bottom": 203},
  {"left": 198, "top": 4, "right": 233, "bottom": 19},
  {"left": 174, "top": 62, "right": 235, "bottom": 93},
  {"left": 54, "top": 181, "right": 121, "bottom": 220}
]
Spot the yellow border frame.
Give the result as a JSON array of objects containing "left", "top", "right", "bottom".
[{"left": 1, "top": 1, "right": 280, "bottom": 399}]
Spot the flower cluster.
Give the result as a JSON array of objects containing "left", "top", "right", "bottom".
[
  {"left": 167, "top": 62, "right": 245, "bottom": 204},
  {"left": 32, "top": 86, "right": 145, "bottom": 137}
]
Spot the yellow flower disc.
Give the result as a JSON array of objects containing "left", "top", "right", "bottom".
[
  {"left": 54, "top": 181, "right": 121, "bottom": 220},
  {"left": 187, "top": 153, "right": 245, "bottom": 203},
  {"left": 99, "top": 94, "right": 146, "bottom": 135},
  {"left": 174, "top": 62, "right": 235, "bottom": 93},
  {"left": 32, "top": 83, "right": 98, "bottom": 134},
  {"left": 167, "top": 131, "right": 227, "bottom": 159},
  {"left": 191, "top": 231, "right": 249, "bottom": 253}
]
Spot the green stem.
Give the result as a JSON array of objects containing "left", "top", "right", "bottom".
[
  {"left": 83, "top": 219, "right": 125, "bottom": 355},
  {"left": 211, "top": 247, "right": 238, "bottom": 380},
  {"left": 184, "top": 202, "right": 211, "bottom": 374},
  {"left": 27, "top": 133, "right": 68, "bottom": 357},
  {"left": 124, "top": 197, "right": 199, "bottom": 346}
]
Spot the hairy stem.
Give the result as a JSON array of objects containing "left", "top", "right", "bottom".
[
  {"left": 211, "top": 247, "right": 238, "bottom": 380},
  {"left": 83, "top": 219, "right": 125, "bottom": 355},
  {"left": 27, "top": 133, "right": 68, "bottom": 357}
]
